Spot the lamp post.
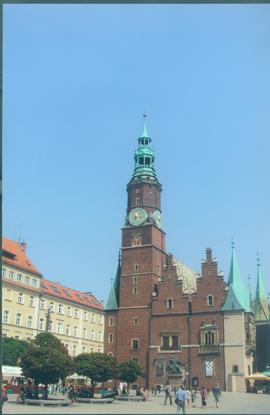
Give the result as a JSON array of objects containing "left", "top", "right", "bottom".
[{"left": 186, "top": 287, "right": 196, "bottom": 390}]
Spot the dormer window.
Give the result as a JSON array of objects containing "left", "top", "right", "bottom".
[
  {"left": 167, "top": 298, "right": 173, "bottom": 309},
  {"left": 207, "top": 295, "right": 214, "bottom": 306}
]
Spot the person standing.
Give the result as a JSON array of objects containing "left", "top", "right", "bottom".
[
  {"left": 2, "top": 385, "right": 7, "bottom": 406},
  {"left": 164, "top": 382, "right": 173, "bottom": 405},
  {"left": 212, "top": 383, "right": 222, "bottom": 408},
  {"left": 176, "top": 385, "right": 186, "bottom": 414},
  {"left": 200, "top": 386, "right": 208, "bottom": 408},
  {"left": 191, "top": 389, "right": 197, "bottom": 407},
  {"left": 185, "top": 388, "right": 191, "bottom": 408}
]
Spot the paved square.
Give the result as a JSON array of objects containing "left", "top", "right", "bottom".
[{"left": 3, "top": 392, "right": 270, "bottom": 414}]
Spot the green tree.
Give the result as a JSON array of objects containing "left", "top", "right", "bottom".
[
  {"left": 33, "top": 332, "right": 68, "bottom": 355},
  {"left": 2, "top": 337, "right": 31, "bottom": 366},
  {"left": 74, "top": 353, "right": 118, "bottom": 394},
  {"left": 20, "top": 347, "right": 74, "bottom": 398},
  {"left": 118, "top": 360, "right": 143, "bottom": 386}
]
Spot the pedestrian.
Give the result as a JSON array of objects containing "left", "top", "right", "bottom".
[
  {"left": 2, "top": 385, "right": 7, "bottom": 406},
  {"left": 68, "top": 384, "right": 75, "bottom": 404},
  {"left": 191, "top": 389, "right": 197, "bottom": 407},
  {"left": 185, "top": 387, "right": 191, "bottom": 408},
  {"left": 175, "top": 385, "right": 186, "bottom": 415},
  {"left": 200, "top": 385, "right": 208, "bottom": 408},
  {"left": 212, "top": 383, "right": 222, "bottom": 408},
  {"left": 164, "top": 381, "right": 173, "bottom": 405}
]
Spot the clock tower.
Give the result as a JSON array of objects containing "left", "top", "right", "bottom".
[{"left": 105, "top": 115, "right": 166, "bottom": 386}]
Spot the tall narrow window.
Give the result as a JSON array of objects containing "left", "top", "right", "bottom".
[
  {"left": 108, "top": 334, "right": 113, "bottom": 343},
  {"left": 167, "top": 298, "right": 173, "bottom": 309},
  {"left": 3, "top": 311, "right": 9, "bottom": 323},
  {"left": 132, "top": 339, "right": 139, "bottom": 350},
  {"left": 133, "top": 287, "right": 138, "bottom": 295},
  {"left": 135, "top": 198, "right": 140, "bottom": 205},
  {"left": 39, "top": 318, "right": 44, "bottom": 330},
  {"left": 17, "top": 293, "right": 24, "bottom": 304},
  {"left": 205, "top": 361, "right": 214, "bottom": 376},
  {"left": 27, "top": 316, "right": 33, "bottom": 327},
  {"left": 134, "top": 264, "right": 138, "bottom": 272},
  {"left": 207, "top": 295, "right": 214, "bottom": 306},
  {"left": 83, "top": 328, "right": 87, "bottom": 339},
  {"left": 29, "top": 296, "right": 34, "bottom": 306},
  {"left": 109, "top": 317, "right": 114, "bottom": 327},
  {"left": 15, "top": 313, "right": 21, "bottom": 326}
]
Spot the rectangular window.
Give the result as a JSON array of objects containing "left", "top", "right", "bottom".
[
  {"left": 17, "top": 293, "right": 24, "bottom": 304},
  {"left": 162, "top": 336, "right": 170, "bottom": 349},
  {"left": 109, "top": 317, "right": 114, "bottom": 327},
  {"left": 74, "top": 309, "right": 79, "bottom": 318},
  {"left": 67, "top": 306, "right": 71, "bottom": 316},
  {"left": 39, "top": 318, "right": 44, "bottom": 330},
  {"left": 49, "top": 302, "right": 55, "bottom": 312},
  {"left": 66, "top": 325, "right": 70, "bottom": 336},
  {"left": 32, "top": 279, "right": 37, "bottom": 287},
  {"left": 90, "top": 330, "right": 95, "bottom": 340},
  {"left": 27, "top": 316, "right": 33, "bottom": 328},
  {"left": 17, "top": 273, "right": 22, "bottom": 281},
  {"left": 91, "top": 314, "right": 95, "bottom": 323},
  {"left": 108, "top": 334, "right": 113, "bottom": 343},
  {"left": 133, "top": 287, "right": 138, "bottom": 295},
  {"left": 83, "top": 311, "right": 88, "bottom": 320},
  {"left": 98, "top": 331, "right": 102, "bottom": 341},
  {"left": 15, "top": 313, "right": 21, "bottom": 326},
  {"left": 83, "top": 328, "right": 87, "bottom": 339},
  {"left": 134, "top": 317, "right": 138, "bottom": 325},
  {"left": 205, "top": 361, "right": 214, "bottom": 377},
  {"left": 25, "top": 276, "right": 29, "bottom": 284},
  {"left": 135, "top": 198, "right": 140, "bottom": 205},
  {"left": 9, "top": 271, "right": 14, "bottom": 279},
  {"left": 3, "top": 311, "right": 9, "bottom": 323},
  {"left": 133, "top": 276, "right": 137, "bottom": 284},
  {"left": 40, "top": 299, "right": 45, "bottom": 309},
  {"left": 29, "top": 296, "right": 34, "bottom": 306},
  {"left": 2, "top": 268, "right": 6, "bottom": 277},
  {"left": 134, "top": 264, "right": 138, "bottom": 272},
  {"left": 58, "top": 304, "right": 64, "bottom": 314},
  {"left": 99, "top": 315, "right": 103, "bottom": 324},
  {"left": 56, "top": 322, "right": 63, "bottom": 334},
  {"left": 132, "top": 339, "right": 139, "bottom": 350},
  {"left": 172, "top": 336, "right": 179, "bottom": 349},
  {"left": 74, "top": 326, "right": 78, "bottom": 337},
  {"left": 232, "top": 365, "right": 239, "bottom": 374}
]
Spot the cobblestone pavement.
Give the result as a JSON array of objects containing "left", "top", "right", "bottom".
[{"left": 3, "top": 391, "right": 270, "bottom": 414}]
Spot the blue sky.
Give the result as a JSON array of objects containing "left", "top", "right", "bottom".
[{"left": 3, "top": 4, "right": 270, "bottom": 304}]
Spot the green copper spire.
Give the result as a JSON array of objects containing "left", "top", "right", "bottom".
[
  {"left": 105, "top": 254, "right": 121, "bottom": 311},
  {"left": 253, "top": 253, "right": 269, "bottom": 321},
  {"left": 132, "top": 113, "right": 157, "bottom": 180},
  {"left": 256, "top": 253, "right": 267, "bottom": 300},
  {"left": 225, "top": 240, "right": 251, "bottom": 312},
  {"left": 222, "top": 284, "right": 244, "bottom": 312}
]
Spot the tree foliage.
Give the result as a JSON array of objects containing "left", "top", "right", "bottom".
[
  {"left": 74, "top": 353, "right": 118, "bottom": 386},
  {"left": 33, "top": 332, "right": 68, "bottom": 355},
  {"left": 118, "top": 360, "right": 143, "bottom": 384},
  {"left": 2, "top": 337, "right": 31, "bottom": 366},
  {"left": 20, "top": 347, "right": 74, "bottom": 386}
]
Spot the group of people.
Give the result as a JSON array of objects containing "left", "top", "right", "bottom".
[{"left": 163, "top": 382, "right": 222, "bottom": 413}]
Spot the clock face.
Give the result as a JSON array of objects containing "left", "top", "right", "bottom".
[
  {"left": 128, "top": 208, "right": 147, "bottom": 226},
  {"left": 152, "top": 210, "right": 162, "bottom": 228}
]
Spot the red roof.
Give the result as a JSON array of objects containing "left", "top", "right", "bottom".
[
  {"left": 41, "top": 279, "right": 103, "bottom": 311},
  {"left": 2, "top": 237, "right": 42, "bottom": 276}
]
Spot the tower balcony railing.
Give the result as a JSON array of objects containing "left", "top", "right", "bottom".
[{"left": 199, "top": 344, "right": 221, "bottom": 354}]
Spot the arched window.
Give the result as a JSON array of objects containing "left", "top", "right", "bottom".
[
  {"left": 205, "top": 331, "right": 215, "bottom": 345},
  {"left": 167, "top": 298, "right": 173, "bottom": 309}
]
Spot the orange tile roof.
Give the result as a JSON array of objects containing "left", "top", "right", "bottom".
[
  {"left": 41, "top": 279, "right": 104, "bottom": 311},
  {"left": 2, "top": 237, "right": 42, "bottom": 276}
]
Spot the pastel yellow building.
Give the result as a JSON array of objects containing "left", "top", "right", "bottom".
[{"left": 2, "top": 237, "right": 104, "bottom": 355}]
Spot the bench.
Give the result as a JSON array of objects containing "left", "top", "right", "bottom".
[
  {"left": 76, "top": 398, "right": 114, "bottom": 404},
  {"left": 25, "top": 399, "right": 70, "bottom": 406}
]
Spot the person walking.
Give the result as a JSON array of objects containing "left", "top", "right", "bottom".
[
  {"left": 2, "top": 385, "right": 7, "bottom": 406},
  {"left": 175, "top": 385, "right": 186, "bottom": 414},
  {"left": 212, "top": 383, "right": 222, "bottom": 408},
  {"left": 68, "top": 384, "right": 75, "bottom": 404},
  {"left": 185, "top": 388, "right": 191, "bottom": 408},
  {"left": 200, "top": 386, "right": 208, "bottom": 408},
  {"left": 164, "top": 382, "right": 173, "bottom": 405},
  {"left": 191, "top": 389, "right": 197, "bottom": 407}
]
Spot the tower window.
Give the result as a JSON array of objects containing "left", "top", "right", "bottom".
[
  {"left": 108, "top": 334, "right": 113, "bottom": 343},
  {"left": 207, "top": 295, "right": 214, "bottom": 306},
  {"left": 131, "top": 339, "right": 139, "bottom": 350},
  {"left": 205, "top": 361, "right": 214, "bottom": 377},
  {"left": 145, "top": 157, "right": 151, "bottom": 165},
  {"left": 135, "top": 189, "right": 139, "bottom": 194},
  {"left": 109, "top": 317, "right": 114, "bottom": 327},
  {"left": 232, "top": 365, "right": 239, "bottom": 373},
  {"left": 133, "top": 277, "right": 137, "bottom": 284},
  {"left": 134, "top": 264, "right": 138, "bottom": 272},
  {"left": 135, "top": 197, "right": 140, "bottom": 205},
  {"left": 133, "top": 287, "right": 138, "bottom": 295},
  {"left": 134, "top": 317, "right": 138, "bottom": 325},
  {"left": 205, "top": 331, "right": 215, "bottom": 345},
  {"left": 139, "top": 157, "right": 144, "bottom": 165},
  {"left": 167, "top": 298, "right": 173, "bottom": 309}
]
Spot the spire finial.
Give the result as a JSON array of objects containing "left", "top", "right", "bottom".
[
  {"left": 257, "top": 251, "right": 260, "bottom": 267},
  {"left": 231, "top": 237, "right": 235, "bottom": 250}
]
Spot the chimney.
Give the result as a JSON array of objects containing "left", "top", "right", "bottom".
[{"left": 20, "top": 241, "right": 27, "bottom": 252}]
